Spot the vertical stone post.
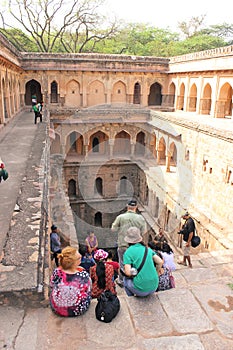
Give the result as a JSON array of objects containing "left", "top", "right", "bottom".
[{"left": 166, "top": 152, "right": 171, "bottom": 172}]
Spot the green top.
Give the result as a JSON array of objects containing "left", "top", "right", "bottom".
[
  {"left": 123, "top": 244, "right": 159, "bottom": 292},
  {"left": 111, "top": 211, "right": 146, "bottom": 248}
]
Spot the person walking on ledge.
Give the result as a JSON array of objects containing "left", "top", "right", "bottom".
[{"left": 177, "top": 212, "right": 195, "bottom": 268}]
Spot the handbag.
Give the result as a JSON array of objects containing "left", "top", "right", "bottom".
[
  {"left": 169, "top": 271, "right": 175, "bottom": 288},
  {"left": 191, "top": 235, "right": 201, "bottom": 248},
  {"left": 120, "top": 247, "right": 148, "bottom": 278},
  {"left": 95, "top": 289, "right": 120, "bottom": 323}
]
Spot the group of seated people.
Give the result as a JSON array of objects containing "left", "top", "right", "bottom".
[
  {"left": 50, "top": 244, "right": 120, "bottom": 317},
  {"left": 49, "top": 226, "right": 175, "bottom": 317}
]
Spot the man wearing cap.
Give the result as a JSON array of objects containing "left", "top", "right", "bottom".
[
  {"left": 178, "top": 212, "right": 195, "bottom": 268},
  {"left": 50, "top": 224, "right": 62, "bottom": 267},
  {"left": 111, "top": 200, "right": 147, "bottom": 287},
  {"left": 123, "top": 227, "right": 163, "bottom": 297}
]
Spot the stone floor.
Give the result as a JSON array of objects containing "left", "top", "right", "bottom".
[{"left": 1, "top": 249, "right": 233, "bottom": 350}]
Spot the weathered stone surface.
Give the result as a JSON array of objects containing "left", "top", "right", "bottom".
[
  {"left": 125, "top": 293, "right": 173, "bottom": 337},
  {"left": 143, "top": 334, "right": 205, "bottom": 350},
  {"left": 158, "top": 289, "right": 213, "bottom": 333},
  {"left": 200, "top": 332, "right": 233, "bottom": 350},
  {"left": 192, "top": 282, "right": 233, "bottom": 339},
  {"left": 0, "top": 306, "right": 24, "bottom": 349}
]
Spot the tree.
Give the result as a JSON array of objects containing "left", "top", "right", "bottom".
[
  {"left": 201, "top": 23, "right": 233, "bottom": 44},
  {"left": 170, "top": 33, "right": 227, "bottom": 56},
  {"left": 178, "top": 15, "right": 206, "bottom": 38},
  {"left": 96, "top": 23, "right": 180, "bottom": 56},
  {"left": 0, "top": 0, "right": 118, "bottom": 52},
  {"left": 0, "top": 28, "right": 37, "bottom": 52}
]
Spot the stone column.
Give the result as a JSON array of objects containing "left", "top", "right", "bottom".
[
  {"left": 130, "top": 142, "right": 135, "bottom": 157},
  {"left": 166, "top": 152, "right": 171, "bottom": 172},
  {"left": 109, "top": 139, "right": 114, "bottom": 158},
  {"left": 84, "top": 144, "right": 89, "bottom": 158}
]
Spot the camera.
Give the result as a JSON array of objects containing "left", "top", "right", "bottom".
[{"left": 130, "top": 267, "right": 138, "bottom": 276}]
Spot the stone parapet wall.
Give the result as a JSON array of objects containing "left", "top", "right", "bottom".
[
  {"left": 170, "top": 45, "right": 233, "bottom": 63},
  {"left": 0, "top": 121, "right": 50, "bottom": 305}
]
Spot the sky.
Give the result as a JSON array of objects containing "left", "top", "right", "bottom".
[{"left": 105, "top": 0, "right": 232, "bottom": 31}]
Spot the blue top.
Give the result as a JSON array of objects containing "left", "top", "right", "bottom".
[{"left": 50, "top": 232, "right": 61, "bottom": 252}]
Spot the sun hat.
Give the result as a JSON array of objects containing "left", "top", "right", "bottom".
[
  {"left": 182, "top": 211, "right": 189, "bottom": 218},
  {"left": 124, "top": 227, "right": 142, "bottom": 244},
  {"left": 94, "top": 249, "right": 108, "bottom": 260}
]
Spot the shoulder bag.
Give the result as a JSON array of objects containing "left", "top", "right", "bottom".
[
  {"left": 191, "top": 234, "right": 201, "bottom": 248},
  {"left": 120, "top": 246, "right": 148, "bottom": 278},
  {"left": 95, "top": 289, "right": 120, "bottom": 323}
]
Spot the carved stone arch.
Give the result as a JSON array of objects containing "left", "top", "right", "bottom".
[
  {"left": 158, "top": 137, "right": 166, "bottom": 164},
  {"left": 25, "top": 79, "right": 42, "bottom": 106},
  {"left": 135, "top": 131, "right": 146, "bottom": 156},
  {"left": 200, "top": 83, "right": 212, "bottom": 115},
  {"left": 133, "top": 81, "right": 141, "bottom": 104},
  {"left": 167, "top": 82, "right": 176, "bottom": 107},
  {"left": 149, "top": 133, "right": 157, "bottom": 159},
  {"left": 87, "top": 80, "right": 105, "bottom": 107},
  {"left": 88, "top": 130, "right": 109, "bottom": 155},
  {"left": 2, "top": 77, "right": 9, "bottom": 119},
  {"left": 65, "top": 131, "right": 84, "bottom": 156},
  {"left": 50, "top": 80, "right": 58, "bottom": 103},
  {"left": 68, "top": 179, "right": 77, "bottom": 197},
  {"left": 148, "top": 82, "right": 162, "bottom": 106},
  {"left": 112, "top": 80, "right": 127, "bottom": 104},
  {"left": 188, "top": 83, "right": 197, "bottom": 112},
  {"left": 177, "top": 82, "right": 185, "bottom": 110},
  {"left": 95, "top": 177, "right": 103, "bottom": 196},
  {"left": 119, "top": 176, "right": 127, "bottom": 195},
  {"left": 113, "top": 130, "right": 131, "bottom": 155},
  {"left": 65, "top": 79, "right": 81, "bottom": 107},
  {"left": 94, "top": 212, "right": 102, "bottom": 227},
  {"left": 169, "top": 141, "right": 177, "bottom": 166},
  {"left": 217, "top": 82, "right": 232, "bottom": 118}
]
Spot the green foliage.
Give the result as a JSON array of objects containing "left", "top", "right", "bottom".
[
  {"left": 93, "top": 23, "right": 180, "bottom": 56},
  {"left": 169, "top": 34, "right": 227, "bottom": 56},
  {"left": 0, "top": 28, "right": 37, "bottom": 52},
  {"left": 0, "top": 14, "right": 232, "bottom": 56}
]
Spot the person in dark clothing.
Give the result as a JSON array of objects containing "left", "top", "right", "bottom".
[
  {"left": 50, "top": 224, "right": 62, "bottom": 267},
  {"left": 177, "top": 212, "right": 195, "bottom": 268},
  {"left": 79, "top": 245, "right": 95, "bottom": 273}
]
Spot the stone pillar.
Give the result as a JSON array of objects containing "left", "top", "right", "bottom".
[
  {"left": 184, "top": 76, "right": 190, "bottom": 112},
  {"left": 84, "top": 144, "right": 89, "bottom": 158},
  {"left": 131, "top": 142, "right": 135, "bottom": 157},
  {"left": 166, "top": 153, "right": 171, "bottom": 172},
  {"left": 109, "top": 139, "right": 114, "bottom": 158}
]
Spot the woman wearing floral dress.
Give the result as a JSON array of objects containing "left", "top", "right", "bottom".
[{"left": 50, "top": 246, "right": 92, "bottom": 317}]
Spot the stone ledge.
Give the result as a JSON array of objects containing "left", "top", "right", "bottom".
[{"left": 0, "top": 122, "right": 49, "bottom": 305}]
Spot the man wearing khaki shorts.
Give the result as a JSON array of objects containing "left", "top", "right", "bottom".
[{"left": 178, "top": 212, "right": 195, "bottom": 268}]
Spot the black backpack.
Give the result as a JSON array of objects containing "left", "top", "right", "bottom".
[{"left": 95, "top": 290, "right": 120, "bottom": 323}]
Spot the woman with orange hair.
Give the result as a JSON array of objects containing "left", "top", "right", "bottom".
[{"left": 50, "top": 246, "right": 92, "bottom": 317}]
